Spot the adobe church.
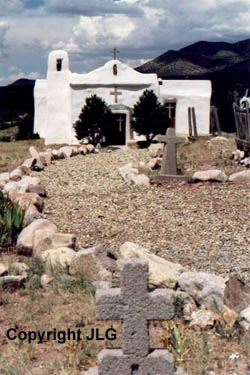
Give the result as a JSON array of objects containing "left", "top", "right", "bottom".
[{"left": 34, "top": 49, "right": 212, "bottom": 145}]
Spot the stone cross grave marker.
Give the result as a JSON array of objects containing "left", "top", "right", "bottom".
[
  {"left": 95, "top": 259, "right": 175, "bottom": 375},
  {"left": 153, "top": 127, "right": 187, "bottom": 181}
]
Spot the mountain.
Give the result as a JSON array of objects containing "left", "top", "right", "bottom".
[
  {"left": 136, "top": 39, "right": 250, "bottom": 131},
  {"left": 0, "top": 79, "right": 35, "bottom": 121}
]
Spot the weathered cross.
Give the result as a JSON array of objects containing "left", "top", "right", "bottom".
[
  {"left": 155, "top": 127, "right": 185, "bottom": 176},
  {"left": 112, "top": 47, "right": 120, "bottom": 60},
  {"left": 110, "top": 86, "right": 122, "bottom": 104},
  {"left": 96, "top": 259, "right": 175, "bottom": 375}
]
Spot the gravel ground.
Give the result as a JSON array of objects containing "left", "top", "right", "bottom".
[{"left": 32, "top": 147, "right": 250, "bottom": 284}]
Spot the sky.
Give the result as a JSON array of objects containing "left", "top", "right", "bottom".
[{"left": 1, "top": 0, "right": 250, "bottom": 86}]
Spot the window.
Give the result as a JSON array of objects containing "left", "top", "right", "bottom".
[{"left": 56, "top": 59, "right": 63, "bottom": 71}]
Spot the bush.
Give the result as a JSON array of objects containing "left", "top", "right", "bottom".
[
  {"left": 0, "top": 191, "right": 25, "bottom": 247},
  {"left": 73, "top": 95, "right": 113, "bottom": 146},
  {"left": 131, "top": 90, "right": 170, "bottom": 143}
]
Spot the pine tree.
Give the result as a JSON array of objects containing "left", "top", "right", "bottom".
[
  {"left": 74, "top": 95, "right": 113, "bottom": 146},
  {"left": 131, "top": 90, "right": 170, "bottom": 143}
]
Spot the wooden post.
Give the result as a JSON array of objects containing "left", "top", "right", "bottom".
[
  {"left": 188, "top": 107, "right": 192, "bottom": 137},
  {"left": 191, "top": 107, "right": 198, "bottom": 138}
]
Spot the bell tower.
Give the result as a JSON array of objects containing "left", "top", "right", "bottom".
[{"left": 45, "top": 50, "right": 75, "bottom": 145}]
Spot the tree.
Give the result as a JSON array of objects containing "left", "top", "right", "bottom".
[
  {"left": 73, "top": 95, "right": 113, "bottom": 146},
  {"left": 131, "top": 90, "right": 170, "bottom": 143}
]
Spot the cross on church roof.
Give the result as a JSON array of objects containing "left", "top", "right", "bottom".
[
  {"left": 96, "top": 259, "right": 175, "bottom": 375},
  {"left": 112, "top": 47, "right": 120, "bottom": 60}
]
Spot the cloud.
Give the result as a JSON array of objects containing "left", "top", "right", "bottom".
[
  {"left": 0, "top": 21, "right": 9, "bottom": 58},
  {"left": 0, "top": 0, "right": 24, "bottom": 15},
  {"left": 2, "top": 0, "right": 250, "bottom": 85},
  {"left": 0, "top": 70, "right": 41, "bottom": 85},
  {"left": 44, "top": 0, "right": 142, "bottom": 16}
]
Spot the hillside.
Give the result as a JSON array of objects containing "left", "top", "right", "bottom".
[
  {"left": 0, "top": 79, "right": 35, "bottom": 122},
  {"left": 136, "top": 39, "right": 250, "bottom": 131}
]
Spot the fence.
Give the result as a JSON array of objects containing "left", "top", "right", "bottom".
[{"left": 233, "top": 103, "right": 250, "bottom": 152}]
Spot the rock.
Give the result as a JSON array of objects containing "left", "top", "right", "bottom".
[
  {"left": 11, "top": 262, "right": 29, "bottom": 275},
  {"left": 33, "top": 158, "right": 45, "bottom": 171},
  {"left": 40, "top": 274, "right": 54, "bottom": 288},
  {"left": 233, "top": 149, "right": 245, "bottom": 161},
  {"left": 0, "top": 275, "right": 26, "bottom": 288},
  {"left": 3, "top": 181, "right": 20, "bottom": 193},
  {"left": 147, "top": 157, "right": 162, "bottom": 170},
  {"left": 19, "top": 176, "right": 41, "bottom": 187},
  {"left": 240, "top": 329, "right": 250, "bottom": 346},
  {"left": 25, "top": 184, "right": 47, "bottom": 197},
  {"left": 70, "top": 246, "right": 112, "bottom": 282},
  {"left": 178, "top": 271, "right": 226, "bottom": 313},
  {"left": 79, "top": 145, "right": 88, "bottom": 155},
  {"left": 23, "top": 204, "right": 43, "bottom": 227},
  {"left": 9, "top": 167, "right": 23, "bottom": 181},
  {"left": 21, "top": 157, "right": 36, "bottom": 170},
  {"left": 118, "top": 242, "right": 186, "bottom": 289},
  {"left": 8, "top": 191, "right": 44, "bottom": 212},
  {"left": 92, "top": 281, "right": 113, "bottom": 290},
  {"left": 0, "top": 172, "right": 10, "bottom": 185},
  {"left": 211, "top": 136, "right": 228, "bottom": 143},
  {"left": 118, "top": 163, "right": 139, "bottom": 184},
  {"left": 83, "top": 366, "right": 98, "bottom": 375},
  {"left": 0, "top": 263, "right": 8, "bottom": 276},
  {"left": 58, "top": 146, "right": 73, "bottom": 158},
  {"left": 240, "top": 156, "right": 250, "bottom": 167},
  {"left": 220, "top": 305, "right": 239, "bottom": 330},
  {"left": 52, "top": 149, "right": 59, "bottom": 159},
  {"left": 86, "top": 144, "right": 95, "bottom": 153},
  {"left": 175, "top": 367, "right": 188, "bottom": 375},
  {"left": 174, "top": 291, "right": 197, "bottom": 321},
  {"left": 33, "top": 232, "right": 76, "bottom": 256},
  {"left": 229, "top": 170, "right": 250, "bottom": 182},
  {"left": 148, "top": 143, "right": 164, "bottom": 158},
  {"left": 224, "top": 276, "right": 250, "bottom": 313},
  {"left": 192, "top": 169, "right": 227, "bottom": 182},
  {"left": 38, "top": 152, "right": 52, "bottom": 166},
  {"left": 130, "top": 173, "right": 150, "bottom": 187},
  {"left": 71, "top": 146, "right": 80, "bottom": 156},
  {"left": 239, "top": 305, "right": 250, "bottom": 331},
  {"left": 29, "top": 146, "right": 40, "bottom": 159},
  {"left": 17, "top": 219, "right": 57, "bottom": 251},
  {"left": 190, "top": 309, "right": 219, "bottom": 329},
  {"left": 40, "top": 247, "right": 76, "bottom": 269}
]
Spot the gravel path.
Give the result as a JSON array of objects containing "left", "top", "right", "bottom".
[{"left": 32, "top": 148, "right": 250, "bottom": 284}]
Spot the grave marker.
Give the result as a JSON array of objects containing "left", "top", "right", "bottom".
[
  {"left": 95, "top": 259, "right": 175, "bottom": 375},
  {"left": 152, "top": 128, "right": 187, "bottom": 182}
]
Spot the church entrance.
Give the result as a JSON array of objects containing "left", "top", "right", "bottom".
[{"left": 105, "top": 113, "right": 126, "bottom": 145}]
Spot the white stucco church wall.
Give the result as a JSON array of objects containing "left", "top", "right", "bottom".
[{"left": 34, "top": 50, "right": 212, "bottom": 145}]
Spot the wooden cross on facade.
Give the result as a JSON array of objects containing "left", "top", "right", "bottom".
[
  {"left": 110, "top": 86, "right": 122, "bottom": 104},
  {"left": 153, "top": 127, "right": 187, "bottom": 181}
]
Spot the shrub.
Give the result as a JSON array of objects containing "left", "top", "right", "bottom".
[
  {"left": 131, "top": 90, "right": 170, "bottom": 143},
  {"left": 73, "top": 95, "right": 113, "bottom": 146},
  {"left": 0, "top": 191, "right": 25, "bottom": 247}
]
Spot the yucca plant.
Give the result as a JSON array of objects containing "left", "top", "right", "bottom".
[{"left": 0, "top": 191, "right": 25, "bottom": 247}]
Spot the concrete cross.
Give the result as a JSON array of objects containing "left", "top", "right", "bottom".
[
  {"left": 156, "top": 127, "right": 185, "bottom": 176},
  {"left": 96, "top": 259, "right": 175, "bottom": 375},
  {"left": 110, "top": 86, "right": 122, "bottom": 104}
]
